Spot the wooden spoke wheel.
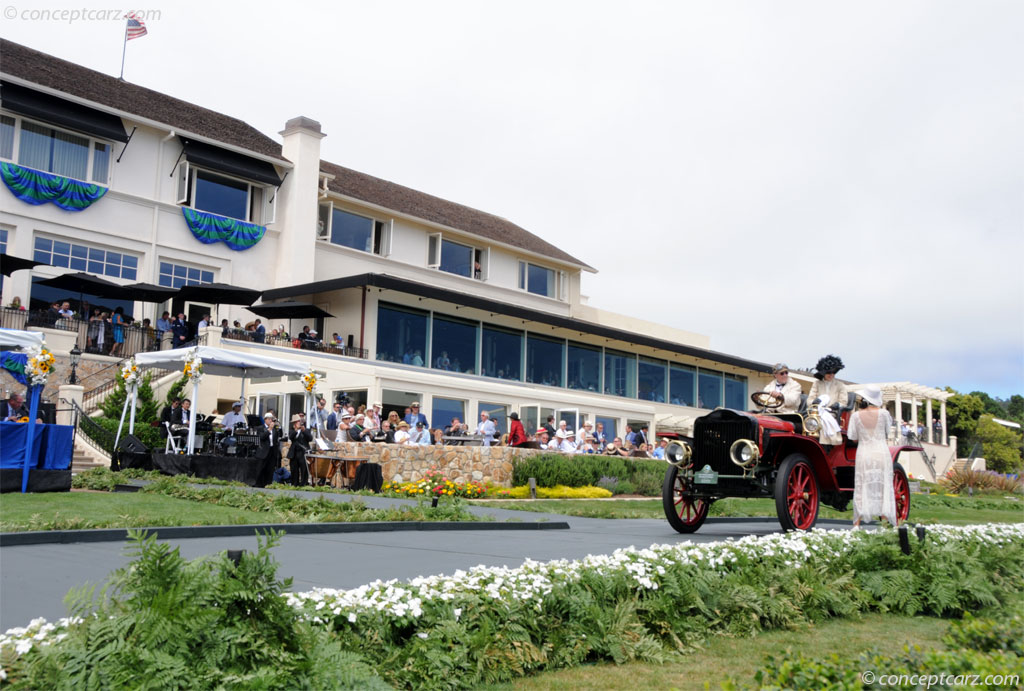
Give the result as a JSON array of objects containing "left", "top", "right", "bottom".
[
  {"left": 775, "top": 454, "right": 820, "bottom": 531},
  {"left": 893, "top": 462, "right": 911, "bottom": 522},
  {"left": 663, "top": 464, "right": 710, "bottom": 533}
]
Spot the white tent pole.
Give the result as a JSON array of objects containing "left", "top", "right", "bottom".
[
  {"left": 187, "top": 378, "right": 199, "bottom": 454},
  {"left": 113, "top": 391, "right": 131, "bottom": 451},
  {"left": 239, "top": 369, "right": 247, "bottom": 413},
  {"left": 128, "top": 383, "right": 138, "bottom": 434}
]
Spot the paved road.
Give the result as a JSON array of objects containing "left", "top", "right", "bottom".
[{"left": 0, "top": 490, "right": 846, "bottom": 630}]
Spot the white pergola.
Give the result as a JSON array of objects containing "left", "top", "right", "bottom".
[
  {"left": 133, "top": 346, "right": 312, "bottom": 454},
  {"left": 857, "top": 381, "right": 953, "bottom": 444}
]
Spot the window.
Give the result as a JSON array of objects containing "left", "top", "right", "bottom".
[
  {"left": 427, "top": 234, "right": 485, "bottom": 280},
  {"left": 0, "top": 228, "right": 7, "bottom": 253},
  {"left": 176, "top": 161, "right": 274, "bottom": 224},
  {"left": 34, "top": 237, "right": 137, "bottom": 279},
  {"left": 481, "top": 325, "right": 522, "bottom": 380},
  {"left": 431, "top": 314, "right": 477, "bottom": 374},
  {"left": 432, "top": 397, "right": 465, "bottom": 433},
  {"left": 376, "top": 303, "right": 428, "bottom": 367},
  {"left": 159, "top": 261, "right": 214, "bottom": 289},
  {"left": 478, "top": 402, "right": 507, "bottom": 437},
  {"left": 519, "top": 406, "right": 539, "bottom": 435},
  {"left": 518, "top": 261, "right": 556, "bottom": 297},
  {"left": 595, "top": 415, "right": 617, "bottom": 442},
  {"left": 526, "top": 334, "right": 564, "bottom": 387},
  {"left": 638, "top": 357, "right": 667, "bottom": 402},
  {"left": 317, "top": 202, "right": 391, "bottom": 255},
  {"left": 670, "top": 364, "right": 696, "bottom": 406},
  {"left": 604, "top": 349, "right": 636, "bottom": 398},
  {"left": 698, "top": 370, "right": 723, "bottom": 409},
  {"left": 0, "top": 114, "right": 112, "bottom": 184},
  {"left": 724, "top": 373, "right": 747, "bottom": 410},
  {"left": 567, "top": 341, "right": 601, "bottom": 392}
]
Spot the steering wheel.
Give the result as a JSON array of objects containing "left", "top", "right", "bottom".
[{"left": 750, "top": 391, "right": 783, "bottom": 410}]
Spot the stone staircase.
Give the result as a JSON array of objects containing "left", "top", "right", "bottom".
[{"left": 71, "top": 434, "right": 110, "bottom": 474}]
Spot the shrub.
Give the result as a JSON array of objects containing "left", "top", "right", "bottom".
[
  {"left": 382, "top": 466, "right": 488, "bottom": 499},
  {"left": 512, "top": 454, "right": 666, "bottom": 495},
  {"left": 505, "top": 484, "right": 613, "bottom": 499},
  {"left": 940, "top": 467, "right": 1022, "bottom": 494},
  {"left": 2, "top": 531, "right": 389, "bottom": 689}
]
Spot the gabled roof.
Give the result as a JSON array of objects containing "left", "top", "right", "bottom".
[
  {"left": 320, "top": 160, "right": 595, "bottom": 271},
  {"left": 0, "top": 38, "right": 283, "bottom": 160}
]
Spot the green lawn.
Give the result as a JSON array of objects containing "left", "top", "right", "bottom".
[
  {"left": 0, "top": 492, "right": 277, "bottom": 531},
  {"left": 475, "top": 493, "right": 1024, "bottom": 524},
  {"left": 482, "top": 613, "right": 951, "bottom": 690}
]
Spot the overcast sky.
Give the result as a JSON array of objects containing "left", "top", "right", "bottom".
[{"left": 4, "top": 0, "right": 1022, "bottom": 398}]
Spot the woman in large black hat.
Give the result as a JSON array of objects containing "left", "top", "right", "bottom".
[{"left": 808, "top": 355, "right": 848, "bottom": 444}]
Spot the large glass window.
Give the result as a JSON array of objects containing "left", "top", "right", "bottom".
[
  {"left": 330, "top": 208, "right": 374, "bottom": 252},
  {"left": 432, "top": 397, "right": 465, "bottom": 432},
  {"left": 698, "top": 370, "right": 723, "bottom": 409},
  {"left": 670, "top": 364, "right": 696, "bottom": 406},
  {"left": 526, "top": 334, "right": 564, "bottom": 387},
  {"left": 0, "top": 116, "right": 14, "bottom": 159},
  {"left": 724, "top": 373, "right": 747, "bottom": 410},
  {"left": 638, "top": 357, "right": 667, "bottom": 402},
  {"left": 518, "top": 261, "right": 556, "bottom": 298},
  {"left": 567, "top": 342, "right": 601, "bottom": 392},
  {"left": 159, "top": 262, "right": 214, "bottom": 289},
  {"left": 604, "top": 349, "right": 636, "bottom": 398},
  {"left": 481, "top": 325, "right": 522, "bottom": 380},
  {"left": 376, "top": 303, "right": 428, "bottom": 366},
  {"left": 595, "top": 416, "right": 617, "bottom": 443},
  {"left": 30, "top": 275, "right": 133, "bottom": 315},
  {"left": 194, "top": 169, "right": 249, "bottom": 221},
  {"left": 478, "top": 402, "right": 507, "bottom": 438},
  {"left": 34, "top": 237, "right": 137, "bottom": 279},
  {"left": 431, "top": 314, "right": 477, "bottom": 374},
  {"left": 2, "top": 115, "right": 111, "bottom": 183},
  {"left": 439, "top": 240, "right": 473, "bottom": 278}
]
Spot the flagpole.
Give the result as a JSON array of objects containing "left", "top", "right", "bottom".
[{"left": 118, "top": 20, "right": 128, "bottom": 80}]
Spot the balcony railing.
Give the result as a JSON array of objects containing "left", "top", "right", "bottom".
[
  {"left": 1, "top": 307, "right": 162, "bottom": 359},
  {"left": 221, "top": 328, "right": 369, "bottom": 359}
]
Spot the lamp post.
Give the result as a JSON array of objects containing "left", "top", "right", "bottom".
[{"left": 67, "top": 344, "right": 82, "bottom": 385}]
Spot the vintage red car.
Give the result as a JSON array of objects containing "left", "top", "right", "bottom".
[{"left": 662, "top": 391, "right": 918, "bottom": 532}]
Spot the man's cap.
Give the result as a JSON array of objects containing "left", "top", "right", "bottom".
[
  {"left": 410, "top": 401, "right": 420, "bottom": 407},
  {"left": 416, "top": 421, "right": 424, "bottom": 427},
  {"left": 772, "top": 363, "right": 789, "bottom": 374},
  {"left": 536, "top": 428, "right": 548, "bottom": 435},
  {"left": 342, "top": 413, "right": 354, "bottom": 419},
  {"left": 398, "top": 421, "right": 410, "bottom": 428},
  {"left": 290, "top": 414, "right": 303, "bottom": 423},
  {"left": 231, "top": 401, "right": 242, "bottom": 408},
  {"left": 263, "top": 412, "right": 274, "bottom": 419}
]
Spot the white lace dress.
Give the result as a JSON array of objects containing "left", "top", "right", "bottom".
[{"left": 847, "top": 408, "right": 897, "bottom": 525}]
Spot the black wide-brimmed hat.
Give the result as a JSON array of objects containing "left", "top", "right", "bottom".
[{"left": 813, "top": 355, "right": 845, "bottom": 380}]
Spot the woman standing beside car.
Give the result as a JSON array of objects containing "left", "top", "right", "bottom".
[{"left": 848, "top": 386, "right": 898, "bottom": 529}]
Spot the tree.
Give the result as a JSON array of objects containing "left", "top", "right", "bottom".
[
  {"left": 1007, "top": 395, "right": 1024, "bottom": 424},
  {"left": 974, "top": 415, "right": 1024, "bottom": 474},
  {"left": 944, "top": 388, "right": 985, "bottom": 440},
  {"left": 968, "top": 391, "right": 1006, "bottom": 418}
]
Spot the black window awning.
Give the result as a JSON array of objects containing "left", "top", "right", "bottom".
[
  {"left": 180, "top": 137, "right": 282, "bottom": 187},
  {"left": 1, "top": 81, "right": 128, "bottom": 143}
]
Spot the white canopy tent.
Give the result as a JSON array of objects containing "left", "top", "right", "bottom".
[
  {"left": 133, "top": 346, "right": 312, "bottom": 454},
  {"left": 0, "top": 328, "right": 45, "bottom": 350}
]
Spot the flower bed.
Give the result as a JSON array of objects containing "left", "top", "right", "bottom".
[
  {"left": 3, "top": 524, "right": 1022, "bottom": 689},
  {"left": 382, "top": 465, "right": 488, "bottom": 499}
]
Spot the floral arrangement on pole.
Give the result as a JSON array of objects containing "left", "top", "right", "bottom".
[
  {"left": 25, "top": 346, "right": 55, "bottom": 387},
  {"left": 120, "top": 357, "right": 140, "bottom": 387},
  {"left": 301, "top": 368, "right": 318, "bottom": 394},
  {"left": 182, "top": 351, "right": 203, "bottom": 384}
]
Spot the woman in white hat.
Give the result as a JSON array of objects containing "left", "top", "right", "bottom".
[{"left": 848, "top": 386, "right": 898, "bottom": 528}]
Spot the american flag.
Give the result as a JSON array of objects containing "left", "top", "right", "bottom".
[{"left": 125, "top": 12, "right": 148, "bottom": 40}]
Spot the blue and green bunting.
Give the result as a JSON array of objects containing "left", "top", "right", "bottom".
[
  {"left": 182, "top": 208, "right": 266, "bottom": 251},
  {"left": 0, "top": 162, "right": 108, "bottom": 212}
]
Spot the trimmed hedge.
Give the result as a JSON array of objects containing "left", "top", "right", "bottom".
[{"left": 512, "top": 453, "right": 666, "bottom": 495}]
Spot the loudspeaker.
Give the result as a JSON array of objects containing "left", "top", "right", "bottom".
[
  {"left": 37, "top": 402, "right": 56, "bottom": 424},
  {"left": 118, "top": 434, "right": 148, "bottom": 453}
]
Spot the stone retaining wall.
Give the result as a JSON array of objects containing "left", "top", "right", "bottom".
[{"left": 322, "top": 442, "right": 549, "bottom": 486}]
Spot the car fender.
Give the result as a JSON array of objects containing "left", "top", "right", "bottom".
[{"left": 767, "top": 433, "right": 840, "bottom": 492}]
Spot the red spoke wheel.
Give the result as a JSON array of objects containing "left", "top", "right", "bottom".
[
  {"left": 893, "top": 462, "right": 911, "bottom": 522},
  {"left": 775, "top": 454, "right": 820, "bottom": 531},
  {"left": 663, "top": 464, "right": 710, "bottom": 533}
]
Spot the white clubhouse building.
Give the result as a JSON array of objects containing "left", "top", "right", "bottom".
[{"left": 0, "top": 40, "right": 953, "bottom": 472}]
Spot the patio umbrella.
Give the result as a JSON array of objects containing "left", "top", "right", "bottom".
[
  {"left": 248, "top": 301, "right": 334, "bottom": 340},
  {"left": 1, "top": 253, "right": 49, "bottom": 276},
  {"left": 35, "top": 271, "right": 132, "bottom": 300},
  {"left": 175, "top": 282, "right": 262, "bottom": 306},
  {"left": 247, "top": 302, "right": 334, "bottom": 320},
  {"left": 122, "top": 282, "right": 179, "bottom": 303}
]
